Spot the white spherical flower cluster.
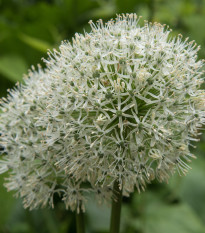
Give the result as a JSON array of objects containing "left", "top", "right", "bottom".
[{"left": 0, "top": 14, "right": 205, "bottom": 212}]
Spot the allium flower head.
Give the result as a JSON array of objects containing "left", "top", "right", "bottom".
[{"left": 0, "top": 14, "right": 205, "bottom": 212}]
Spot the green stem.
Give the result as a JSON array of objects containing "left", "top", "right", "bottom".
[
  {"left": 76, "top": 209, "right": 85, "bottom": 233},
  {"left": 110, "top": 180, "right": 123, "bottom": 233}
]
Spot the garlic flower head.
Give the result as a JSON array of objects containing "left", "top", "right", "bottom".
[{"left": 0, "top": 14, "right": 204, "bottom": 212}]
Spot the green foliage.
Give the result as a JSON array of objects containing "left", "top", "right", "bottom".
[
  {"left": 0, "top": 54, "right": 28, "bottom": 82},
  {"left": 0, "top": 0, "right": 205, "bottom": 232},
  {"left": 0, "top": 174, "right": 15, "bottom": 227},
  {"left": 124, "top": 192, "right": 205, "bottom": 233}
]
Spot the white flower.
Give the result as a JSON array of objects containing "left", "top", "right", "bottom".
[{"left": 0, "top": 13, "right": 204, "bottom": 211}]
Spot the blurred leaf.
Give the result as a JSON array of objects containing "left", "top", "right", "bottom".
[
  {"left": 41, "top": 209, "right": 60, "bottom": 233},
  {"left": 86, "top": 197, "right": 110, "bottom": 232},
  {"left": 155, "top": 0, "right": 182, "bottom": 25},
  {"left": 10, "top": 222, "right": 31, "bottom": 233},
  {"left": 0, "top": 54, "right": 27, "bottom": 82},
  {"left": 128, "top": 190, "right": 205, "bottom": 233},
  {"left": 4, "top": 201, "right": 34, "bottom": 233},
  {"left": 4, "top": 201, "right": 61, "bottom": 233},
  {"left": 142, "top": 202, "right": 205, "bottom": 233},
  {"left": 183, "top": 14, "right": 205, "bottom": 43},
  {"left": 180, "top": 1, "right": 196, "bottom": 16},
  {"left": 18, "top": 33, "right": 52, "bottom": 53},
  {"left": 116, "top": 0, "right": 143, "bottom": 12},
  {"left": 0, "top": 174, "right": 16, "bottom": 228},
  {"left": 169, "top": 158, "right": 205, "bottom": 224},
  {"left": 76, "top": 0, "right": 99, "bottom": 14},
  {"left": 85, "top": 2, "right": 115, "bottom": 19}
]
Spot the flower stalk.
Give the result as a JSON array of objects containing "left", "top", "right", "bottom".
[
  {"left": 110, "top": 180, "right": 123, "bottom": 233},
  {"left": 76, "top": 210, "right": 85, "bottom": 233}
]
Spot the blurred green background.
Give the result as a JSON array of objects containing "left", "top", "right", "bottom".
[{"left": 0, "top": 0, "right": 205, "bottom": 232}]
